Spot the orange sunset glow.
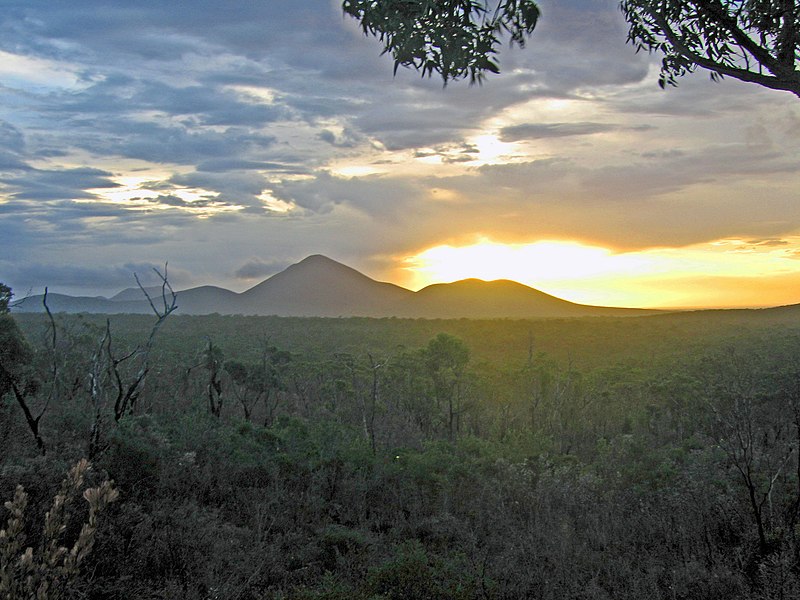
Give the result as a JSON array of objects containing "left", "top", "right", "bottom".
[{"left": 399, "top": 237, "right": 800, "bottom": 309}]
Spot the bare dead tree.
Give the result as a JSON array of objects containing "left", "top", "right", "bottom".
[{"left": 88, "top": 265, "right": 177, "bottom": 457}]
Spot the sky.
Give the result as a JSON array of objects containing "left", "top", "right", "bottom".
[{"left": 1, "top": 0, "right": 799, "bottom": 309}]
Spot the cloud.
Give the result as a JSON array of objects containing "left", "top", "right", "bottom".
[
  {"left": 1, "top": 166, "right": 119, "bottom": 201},
  {"left": 269, "top": 170, "right": 422, "bottom": 217},
  {"left": 317, "top": 128, "right": 364, "bottom": 148},
  {"left": 55, "top": 77, "right": 290, "bottom": 126},
  {"left": 746, "top": 238, "right": 790, "bottom": 247},
  {"left": 0, "top": 120, "right": 25, "bottom": 153},
  {"left": 195, "top": 158, "right": 305, "bottom": 174},
  {"left": 499, "top": 122, "right": 618, "bottom": 141},
  {"left": 167, "top": 170, "right": 269, "bottom": 209},
  {"left": 234, "top": 258, "right": 291, "bottom": 280},
  {"left": 62, "top": 118, "right": 278, "bottom": 166},
  {"left": 0, "top": 261, "right": 191, "bottom": 295}
]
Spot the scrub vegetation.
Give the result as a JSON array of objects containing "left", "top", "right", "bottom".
[{"left": 3, "top": 286, "right": 800, "bottom": 599}]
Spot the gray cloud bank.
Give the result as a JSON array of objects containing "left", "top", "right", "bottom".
[{"left": 0, "top": 0, "right": 797, "bottom": 295}]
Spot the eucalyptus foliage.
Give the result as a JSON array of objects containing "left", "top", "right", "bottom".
[
  {"left": 622, "top": 0, "right": 800, "bottom": 96},
  {"left": 342, "top": 0, "right": 540, "bottom": 82},
  {"left": 345, "top": 0, "right": 800, "bottom": 97}
]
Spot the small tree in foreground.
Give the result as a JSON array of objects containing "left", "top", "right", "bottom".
[{"left": 0, "top": 459, "right": 119, "bottom": 599}]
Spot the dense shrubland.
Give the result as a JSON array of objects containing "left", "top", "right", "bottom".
[{"left": 2, "top": 302, "right": 800, "bottom": 598}]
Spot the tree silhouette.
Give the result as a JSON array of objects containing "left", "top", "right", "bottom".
[
  {"left": 343, "top": 0, "right": 539, "bottom": 83},
  {"left": 623, "top": 0, "right": 800, "bottom": 97},
  {"left": 346, "top": 0, "right": 800, "bottom": 96}
]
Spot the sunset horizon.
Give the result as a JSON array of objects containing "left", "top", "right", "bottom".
[
  {"left": 13, "top": 243, "right": 799, "bottom": 313},
  {"left": 2, "top": 0, "right": 799, "bottom": 313}
]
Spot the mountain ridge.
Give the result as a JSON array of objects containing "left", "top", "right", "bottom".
[{"left": 5, "top": 254, "right": 713, "bottom": 318}]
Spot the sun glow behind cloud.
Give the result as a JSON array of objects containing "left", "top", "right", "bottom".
[
  {"left": 85, "top": 176, "right": 242, "bottom": 217},
  {"left": 467, "top": 134, "right": 520, "bottom": 165},
  {"left": 402, "top": 237, "right": 800, "bottom": 309}
]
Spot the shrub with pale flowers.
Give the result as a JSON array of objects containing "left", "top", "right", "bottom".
[{"left": 0, "top": 459, "right": 118, "bottom": 600}]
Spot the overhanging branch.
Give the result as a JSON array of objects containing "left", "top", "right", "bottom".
[{"left": 653, "top": 9, "right": 800, "bottom": 97}]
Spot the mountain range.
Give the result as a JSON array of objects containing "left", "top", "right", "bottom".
[{"left": 11, "top": 254, "right": 662, "bottom": 319}]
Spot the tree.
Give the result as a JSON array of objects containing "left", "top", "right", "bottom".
[
  {"left": 198, "top": 338, "right": 224, "bottom": 418},
  {"left": 424, "top": 333, "right": 470, "bottom": 440},
  {"left": 622, "top": 0, "right": 800, "bottom": 97},
  {"left": 701, "top": 348, "right": 799, "bottom": 556},
  {"left": 0, "top": 284, "right": 45, "bottom": 453},
  {"left": 345, "top": 0, "right": 800, "bottom": 97},
  {"left": 0, "top": 283, "right": 11, "bottom": 314},
  {"left": 343, "top": 0, "right": 540, "bottom": 83},
  {"left": 223, "top": 339, "right": 292, "bottom": 424}
]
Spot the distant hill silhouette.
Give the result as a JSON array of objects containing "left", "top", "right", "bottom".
[
  {"left": 237, "top": 255, "right": 413, "bottom": 317},
  {"left": 404, "top": 279, "right": 646, "bottom": 318},
  {"left": 109, "top": 286, "right": 166, "bottom": 302},
  {"left": 11, "top": 293, "right": 150, "bottom": 314},
  {"left": 11, "top": 254, "right": 674, "bottom": 318}
]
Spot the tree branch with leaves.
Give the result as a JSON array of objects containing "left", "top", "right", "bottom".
[
  {"left": 343, "top": 0, "right": 540, "bottom": 83},
  {"left": 622, "top": 0, "right": 800, "bottom": 96},
  {"left": 347, "top": 1, "right": 800, "bottom": 97}
]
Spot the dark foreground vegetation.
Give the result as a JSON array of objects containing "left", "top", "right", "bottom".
[{"left": 3, "top": 296, "right": 800, "bottom": 598}]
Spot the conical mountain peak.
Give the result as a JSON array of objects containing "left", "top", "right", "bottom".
[{"left": 238, "top": 255, "right": 412, "bottom": 316}]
